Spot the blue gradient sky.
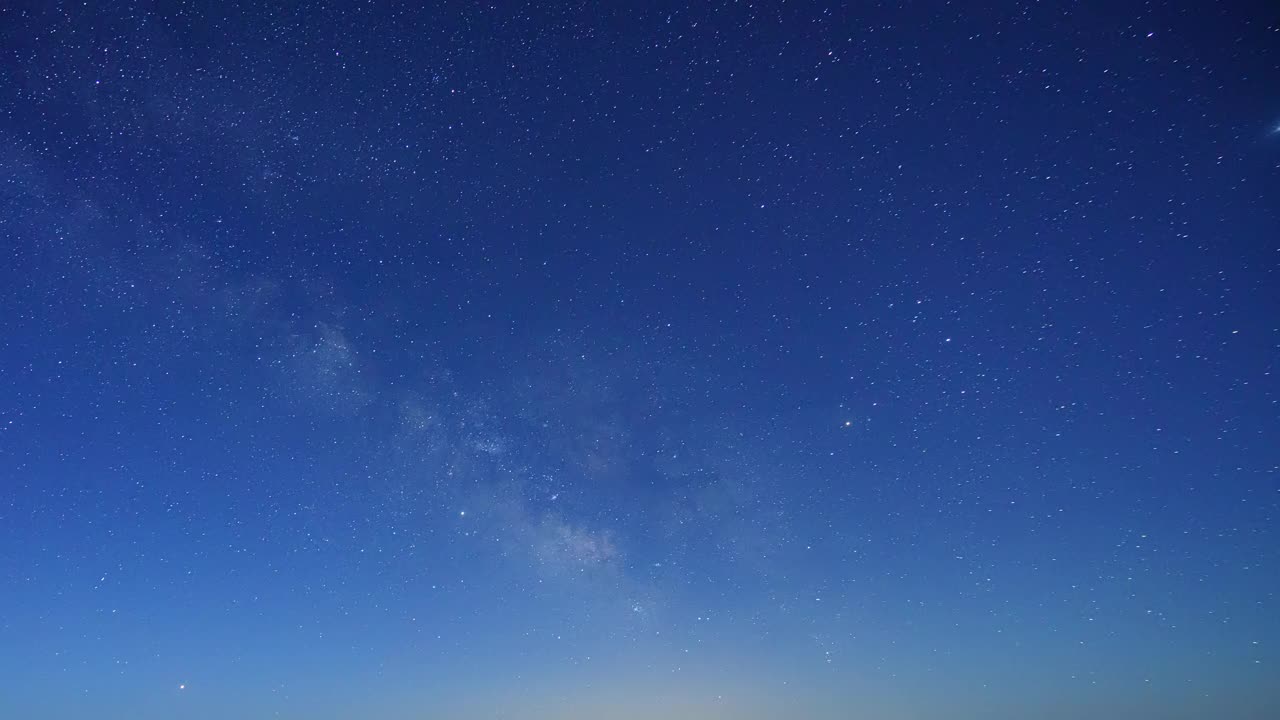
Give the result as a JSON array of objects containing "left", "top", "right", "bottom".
[{"left": 1, "top": 1, "right": 1278, "bottom": 718}]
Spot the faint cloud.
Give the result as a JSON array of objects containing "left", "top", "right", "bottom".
[
  {"left": 286, "top": 322, "right": 370, "bottom": 412},
  {"left": 532, "top": 516, "right": 619, "bottom": 570},
  {"left": 471, "top": 436, "right": 507, "bottom": 455}
]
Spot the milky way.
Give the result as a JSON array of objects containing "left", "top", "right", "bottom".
[{"left": 1, "top": 2, "right": 1277, "bottom": 719}]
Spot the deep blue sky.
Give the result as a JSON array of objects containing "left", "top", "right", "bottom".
[{"left": 2, "top": 1, "right": 1277, "bottom": 718}]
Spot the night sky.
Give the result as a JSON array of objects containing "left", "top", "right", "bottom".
[{"left": 2, "top": 2, "right": 1278, "bottom": 718}]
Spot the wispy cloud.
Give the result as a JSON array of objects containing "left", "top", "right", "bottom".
[
  {"left": 284, "top": 321, "right": 370, "bottom": 413},
  {"left": 530, "top": 515, "right": 619, "bottom": 571}
]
